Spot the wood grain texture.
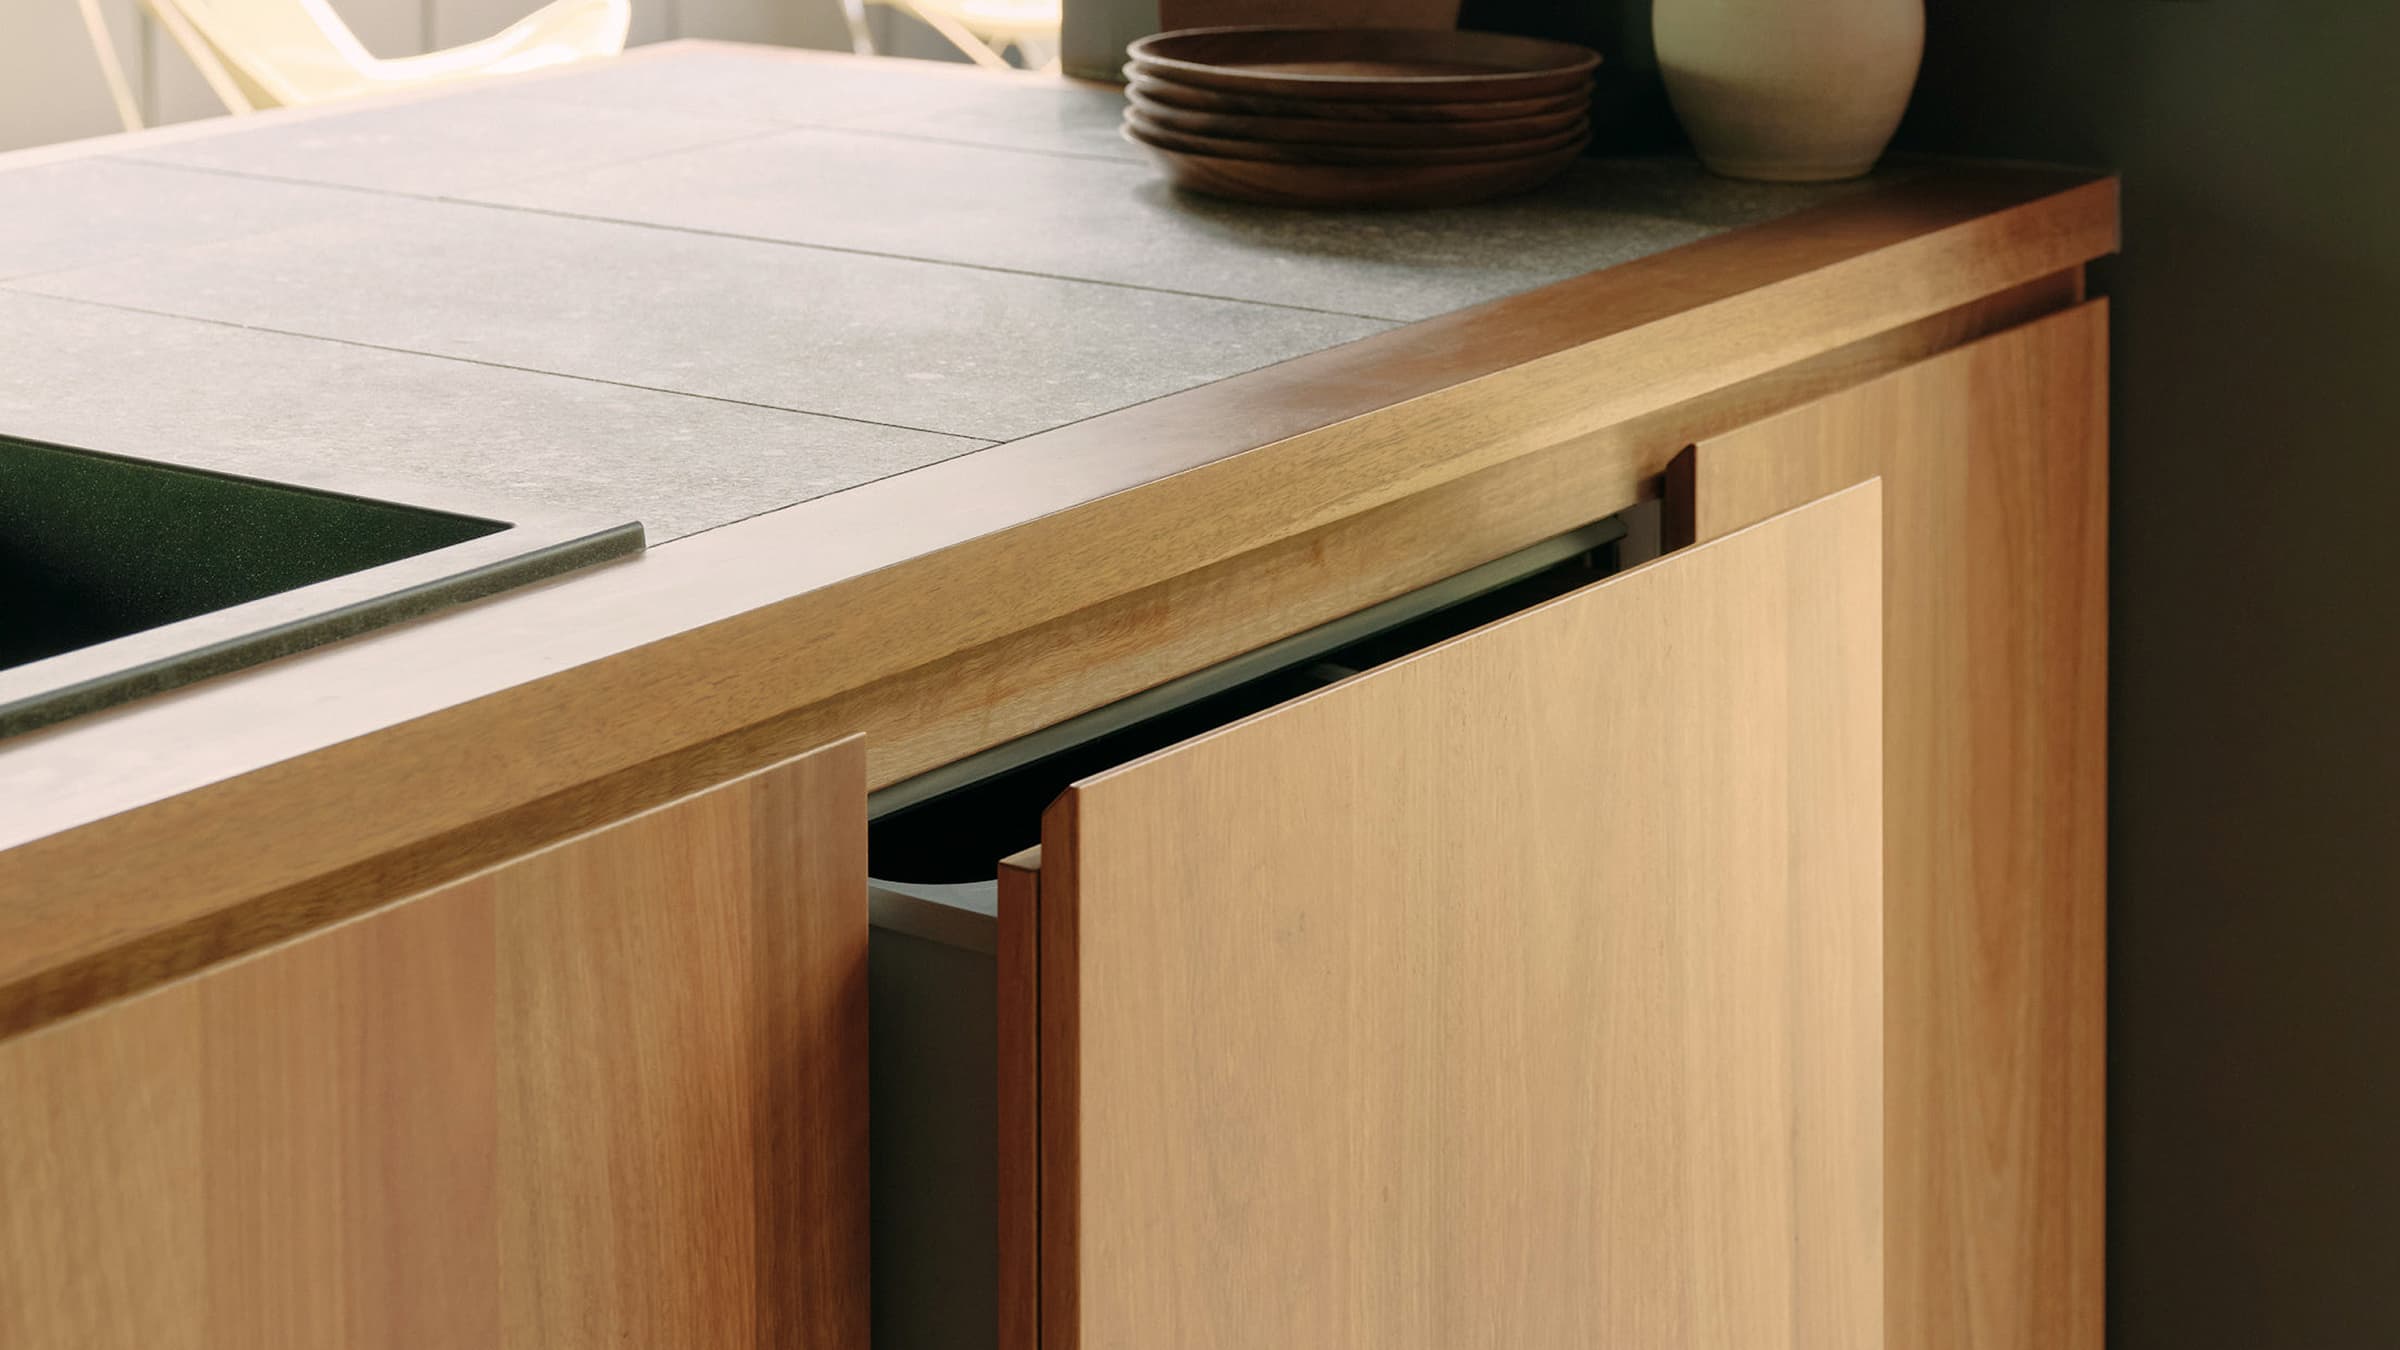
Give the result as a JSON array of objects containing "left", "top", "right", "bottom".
[
  {"left": 1121, "top": 85, "right": 1587, "bottom": 146},
  {"left": 1677, "top": 305, "right": 2108, "bottom": 1350},
  {"left": 1122, "top": 107, "right": 1589, "bottom": 162},
  {"left": 996, "top": 847, "right": 1044, "bottom": 1350},
  {"left": 1126, "top": 73, "right": 1587, "bottom": 122},
  {"left": 0, "top": 981, "right": 205, "bottom": 1350},
  {"left": 0, "top": 737, "right": 866, "bottom": 1350},
  {"left": 1123, "top": 131, "right": 1587, "bottom": 206},
  {"left": 1024, "top": 486, "right": 1885, "bottom": 1349},
  {"left": 200, "top": 888, "right": 501, "bottom": 1349},
  {"left": 374, "top": 265, "right": 2075, "bottom": 883},
  {"left": 1126, "top": 28, "right": 1597, "bottom": 102},
  {"left": 0, "top": 160, "right": 2113, "bottom": 1038}
]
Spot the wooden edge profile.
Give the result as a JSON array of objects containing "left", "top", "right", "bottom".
[
  {"left": 1661, "top": 445, "right": 1700, "bottom": 552},
  {"left": 996, "top": 846, "right": 1045, "bottom": 1350},
  {"left": 1036, "top": 793, "right": 1087, "bottom": 1350},
  {"left": 751, "top": 734, "right": 873, "bottom": 1350}
]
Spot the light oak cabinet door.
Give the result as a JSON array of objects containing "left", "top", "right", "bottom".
[
  {"left": 1676, "top": 304, "right": 2108, "bottom": 1350},
  {"left": 0, "top": 738, "right": 868, "bottom": 1350},
  {"left": 1000, "top": 487, "right": 1887, "bottom": 1350}
]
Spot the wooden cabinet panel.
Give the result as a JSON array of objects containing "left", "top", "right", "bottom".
[
  {"left": 0, "top": 981, "right": 205, "bottom": 1349},
  {"left": 995, "top": 848, "right": 1045, "bottom": 1350},
  {"left": 0, "top": 737, "right": 867, "bottom": 1350},
  {"left": 1675, "top": 303, "right": 2108, "bottom": 1350},
  {"left": 1002, "top": 488, "right": 1886, "bottom": 1350}
]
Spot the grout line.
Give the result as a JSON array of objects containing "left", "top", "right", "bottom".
[
  {"left": 500, "top": 79, "right": 1152, "bottom": 168},
  {"left": 453, "top": 122, "right": 797, "bottom": 194},
  {"left": 111, "top": 115, "right": 794, "bottom": 205},
  {"left": 424, "top": 198, "right": 1417, "bottom": 322},
  {"left": 812, "top": 121, "right": 1143, "bottom": 167},
  {"left": 664, "top": 434, "right": 1000, "bottom": 543},
  {"left": 0, "top": 288, "right": 1001, "bottom": 442},
  {"left": 105, "top": 148, "right": 1415, "bottom": 323}
]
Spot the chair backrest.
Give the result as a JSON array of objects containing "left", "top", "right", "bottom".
[{"left": 145, "top": 0, "right": 378, "bottom": 107}]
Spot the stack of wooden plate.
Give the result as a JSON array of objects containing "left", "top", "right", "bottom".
[{"left": 1123, "top": 27, "right": 1601, "bottom": 208}]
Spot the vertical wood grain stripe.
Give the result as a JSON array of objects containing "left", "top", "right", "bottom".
[
  {"left": 997, "top": 848, "right": 1045, "bottom": 1350},
  {"left": 1036, "top": 805, "right": 1085, "bottom": 1350},
  {"left": 1685, "top": 304, "right": 2108, "bottom": 1350},
  {"left": 0, "top": 737, "right": 867, "bottom": 1349},
  {"left": 1038, "top": 487, "right": 1883, "bottom": 1349},
  {"left": 750, "top": 737, "right": 870, "bottom": 1350}
]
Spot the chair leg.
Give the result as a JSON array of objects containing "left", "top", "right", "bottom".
[
  {"left": 1015, "top": 35, "right": 1061, "bottom": 73},
  {"left": 139, "top": 0, "right": 258, "bottom": 116},
  {"left": 839, "top": 0, "right": 876, "bottom": 56},
  {"left": 891, "top": 1, "right": 1016, "bottom": 70},
  {"left": 75, "top": 0, "right": 144, "bottom": 132}
]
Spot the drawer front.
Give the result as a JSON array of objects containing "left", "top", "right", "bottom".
[
  {"left": 1006, "top": 485, "right": 1886, "bottom": 1350},
  {"left": 0, "top": 738, "right": 868, "bottom": 1350}
]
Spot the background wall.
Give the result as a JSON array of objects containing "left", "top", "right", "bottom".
[
  {"left": 1898, "top": 3, "right": 2400, "bottom": 1345},
  {"left": 0, "top": 0, "right": 857, "bottom": 153}
]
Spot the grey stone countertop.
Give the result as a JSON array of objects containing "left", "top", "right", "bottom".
[{"left": 0, "top": 42, "right": 1858, "bottom": 546}]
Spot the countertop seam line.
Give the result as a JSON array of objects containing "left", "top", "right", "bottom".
[
  {"left": 107, "top": 117, "right": 796, "bottom": 203},
  {"left": 427, "top": 199, "right": 1419, "bottom": 321},
  {"left": 79, "top": 155, "right": 1416, "bottom": 324},
  {"left": 810, "top": 122, "right": 1142, "bottom": 166},
  {"left": 104, "top": 154, "right": 443, "bottom": 204},
  {"left": 0, "top": 288, "right": 996, "bottom": 442},
  {"left": 667, "top": 441, "right": 1002, "bottom": 544}
]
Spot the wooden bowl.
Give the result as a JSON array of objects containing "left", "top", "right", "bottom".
[
  {"left": 1124, "top": 85, "right": 1588, "bottom": 147},
  {"left": 1123, "top": 127, "right": 1589, "bottom": 208},
  {"left": 1125, "top": 68, "right": 1590, "bottom": 123},
  {"left": 1123, "top": 108, "right": 1589, "bottom": 165},
  {"left": 1126, "top": 26, "right": 1600, "bottom": 104}
]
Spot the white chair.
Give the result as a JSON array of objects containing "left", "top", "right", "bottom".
[
  {"left": 840, "top": 0, "right": 1061, "bottom": 73},
  {"left": 77, "top": 0, "right": 630, "bottom": 131}
]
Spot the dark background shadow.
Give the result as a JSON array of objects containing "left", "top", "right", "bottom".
[{"left": 1902, "top": 3, "right": 2400, "bottom": 1345}]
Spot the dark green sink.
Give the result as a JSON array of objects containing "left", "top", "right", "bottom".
[{"left": 1, "top": 434, "right": 643, "bottom": 738}]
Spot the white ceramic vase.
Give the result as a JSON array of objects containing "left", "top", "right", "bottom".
[{"left": 1653, "top": 0, "right": 1924, "bottom": 182}]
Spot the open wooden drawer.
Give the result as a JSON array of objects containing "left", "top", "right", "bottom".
[{"left": 871, "top": 484, "right": 1886, "bottom": 1350}]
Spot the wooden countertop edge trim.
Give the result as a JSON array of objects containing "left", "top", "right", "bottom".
[{"left": 0, "top": 168, "right": 2116, "bottom": 1037}]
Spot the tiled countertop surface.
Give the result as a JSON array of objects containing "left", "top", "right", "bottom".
[{"left": 0, "top": 44, "right": 1853, "bottom": 543}]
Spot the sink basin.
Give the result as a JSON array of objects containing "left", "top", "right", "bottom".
[{"left": 1, "top": 434, "right": 643, "bottom": 738}]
